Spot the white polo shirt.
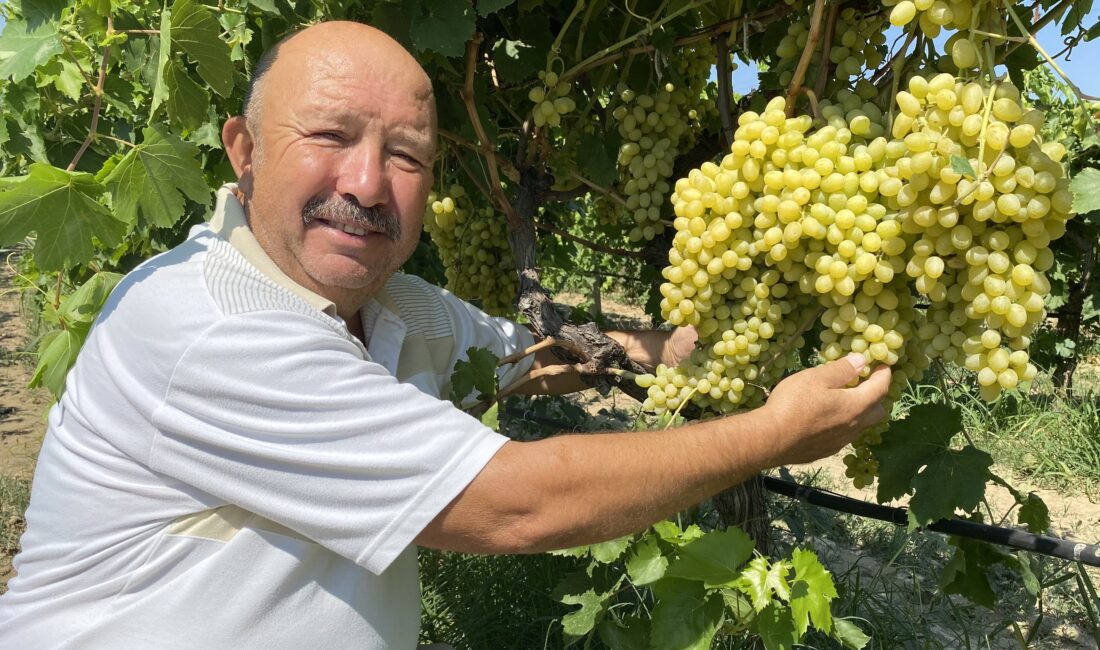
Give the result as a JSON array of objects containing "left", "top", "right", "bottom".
[{"left": 0, "top": 185, "right": 534, "bottom": 648}]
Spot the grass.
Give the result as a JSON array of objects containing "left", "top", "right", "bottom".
[{"left": 0, "top": 475, "right": 31, "bottom": 595}]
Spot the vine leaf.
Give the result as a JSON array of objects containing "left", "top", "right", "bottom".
[
  {"left": 104, "top": 124, "right": 211, "bottom": 228},
  {"left": 753, "top": 603, "right": 799, "bottom": 650},
  {"left": 832, "top": 618, "right": 871, "bottom": 649},
  {"left": 0, "top": 163, "right": 125, "bottom": 270},
  {"left": 874, "top": 403, "right": 962, "bottom": 503},
  {"left": 650, "top": 579, "right": 725, "bottom": 650},
  {"left": 939, "top": 538, "right": 1003, "bottom": 608},
  {"left": 1017, "top": 492, "right": 1050, "bottom": 534},
  {"left": 597, "top": 616, "right": 649, "bottom": 650},
  {"left": 589, "top": 534, "right": 634, "bottom": 563},
  {"left": 1070, "top": 167, "right": 1100, "bottom": 215},
  {"left": 909, "top": 445, "right": 992, "bottom": 526},
  {"left": 788, "top": 548, "right": 837, "bottom": 636},
  {"left": 171, "top": 0, "right": 234, "bottom": 96},
  {"left": 150, "top": 4, "right": 173, "bottom": 115},
  {"left": 666, "top": 527, "right": 754, "bottom": 587},
  {"left": 0, "top": 17, "right": 63, "bottom": 83},
  {"left": 448, "top": 346, "right": 499, "bottom": 404},
  {"left": 577, "top": 130, "right": 621, "bottom": 187},
  {"left": 163, "top": 59, "right": 210, "bottom": 131},
  {"left": 625, "top": 535, "right": 668, "bottom": 586},
  {"left": 560, "top": 588, "right": 610, "bottom": 639},
  {"left": 950, "top": 155, "right": 977, "bottom": 180},
  {"left": 477, "top": 0, "right": 516, "bottom": 16},
  {"left": 734, "top": 556, "right": 791, "bottom": 612},
  {"left": 29, "top": 329, "right": 82, "bottom": 397},
  {"left": 410, "top": 0, "right": 475, "bottom": 58}
]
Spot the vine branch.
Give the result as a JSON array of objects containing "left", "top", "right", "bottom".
[
  {"left": 533, "top": 221, "right": 648, "bottom": 259},
  {"left": 785, "top": 0, "right": 827, "bottom": 116},
  {"left": 715, "top": 32, "right": 734, "bottom": 149},
  {"left": 67, "top": 16, "right": 113, "bottom": 173},
  {"left": 814, "top": 3, "right": 841, "bottom": 101},
  {"left": 460, "top": 35, "right": 519, "bottom": 227}
]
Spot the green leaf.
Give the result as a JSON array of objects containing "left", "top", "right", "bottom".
[
  {"left": 625, "top": 535, "right": 668, "bottom": 585},
  {"left": 650, "top": 579, "right": 725, "bottom": 650},
  {"left": 23, "top": 0, "right": 68, "bottom": 27},
  {"left": 245, "top": 0, "right": 280, "bottom": 13},
  {"left": 0, "top": 163, "right": 125, "bottom": 270},
  {"left": 1017, "top": 492, "right": 1050, "bottom": 534},
  {"left": 949, "top": 155, "right": 977, "bottom": 180},
  {"left": 0, "top": 18, "right": 63, "bottom": 82},
  {"left": 477, "top": 0, "right": 515, "bottom": 16},
  {"left": 561, "top": 589, "right": 609, "bottom": 639},
  {"left": 29, "top": 328, "right": 83, "bottom": 397},
  {"left": 0, "top": 115, "right": 9, "bottom": 151},
  {"left": 576, "top": 129, "right": 621, "bottom": 188},
  {"left": 162, "top": 59, "right": 211, "bottom": 131},
  {"left": 590, "top": 534, "right": 634, "bottom": 563},
  {"left": 1070, "top": 167, "right": 1100, "bottom": 214},
  {"left": 479, "top": 402, "right": 499, "bottom": 431},
  {"left": 734, "top": 556, "right": 791, "bottom": 612},
  {"left": 908, "top": 446, "right": 992, "bottom": 526},
  {"left": 666, "top": 526, "right": 755, "bottom": 586},
  {"left": 874, "top": 403, "right": 963, "bottom": 503},
  {"left": 104, "top": 124, "right": 211, "bottom": 228},
  {"left": 58, "top": 271, "right": 122, "bottom": 325},
  {"left": 832, "top": 618, "right": 871, "bottom": 649},
  {"left": 410, "top": 0, "right": 475, "bottom": 58},
  {"left": 597, "top": 616, "right": 649, "bottom": 650},
  {"left": 150, "top": 7, "right": 172, "bottom": 115},
  {"left": 788, "top": 548, "right": 837, "bottom": 636},
  {"left": 171, "top": 0, "right": 234, "bottom": 96},
  {"left": 939, "top": 539, "right": 998, "bottom": 608},
  {"left": 449, "top": 346, "right": 499, "bottom": 404},
  {"left": 754, "top": 602, "right": 800, "bottom": 650}
]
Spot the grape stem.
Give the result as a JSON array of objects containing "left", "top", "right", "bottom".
[
  {"left": 758, "top": 306, "right": 825, "bottom": 378},
  {"left": 460, "top": 35, "right": 520, "bottom": 227},
  {"left": 813, "top": 2, "right": 841, "bottom": 101},
  {"left": 663, "top": 385, "right": 700, "bottom": 430},
  {"left": 567, "top": 169, "right": 628, "bottom": 206},
  {"left": 67, "top": 15, "right": 112, "bottom": 173},
  {"left": 784, "top": 0, "right": 827, "bottom": 117},
  {"left": 498, "top": 337, "right": 560, "bottom": 367}
]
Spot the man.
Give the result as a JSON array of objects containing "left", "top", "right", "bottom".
[{"left": 0, "top": 22, "right": 890, "bottom": 648}]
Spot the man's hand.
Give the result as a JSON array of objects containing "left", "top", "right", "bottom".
[{"left": 757, "top": 354, "right": 891, "bottom": 467}]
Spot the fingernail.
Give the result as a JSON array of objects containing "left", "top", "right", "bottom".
[{"left": 845, "top": 353, "right": 866, "bottom": 371}]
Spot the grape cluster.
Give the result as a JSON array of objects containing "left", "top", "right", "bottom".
[
  {"left": 529, "top": 70, "right": 576, "bottom": 129},
  {"left": 883, "top": 0, "right": 976, "bottom": 37},
  {"left": 424, "top": 187, "right": 517, "bottom": 316},
  {"left": 775, "top": 8, "right": 887, "bottom": 95},
  {"left": 604, "top": 43, "right": 716, "bottom": 241},
  {"left": 639, "top": 74, "right": 1074, "bottom": 488}
]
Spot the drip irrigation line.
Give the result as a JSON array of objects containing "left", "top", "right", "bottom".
[{"left": 763, "top": 475, "right": 1100, "bottom": 567}]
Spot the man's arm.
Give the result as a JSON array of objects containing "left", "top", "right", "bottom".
[{"left": 416, "top": 355, "right": 890, "bottom": 554}]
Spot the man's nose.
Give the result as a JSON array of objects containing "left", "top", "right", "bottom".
[{"left": 336, "top": 145, "right": 388, "bottom": 208}]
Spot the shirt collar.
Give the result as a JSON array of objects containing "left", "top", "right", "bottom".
[{"left": 209, "top": 183, "right": 338, "bottom": 318}]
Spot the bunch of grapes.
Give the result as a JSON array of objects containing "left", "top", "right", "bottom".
[
  {"left": 775, "top": 7, "right": 887, "bottom": 95},
  {"left": 638, "top": 73, "right": 1074, "bottom": 488},
  {"left": 529, "top": 70, "right": 576, "bottom": 129},
  {"left": 424, "top": 187, "right": 516, "bottom": 316},
  {"left": 882, "top": 0, "right": 977, "bottom": 37}
]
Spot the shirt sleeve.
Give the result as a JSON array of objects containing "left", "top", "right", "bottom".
[
  {"left": 149, "top": 310, "right": 508, "bottom": 574},
  {"left": 435, "top": 286, "right": 536, "bottom": 401}
]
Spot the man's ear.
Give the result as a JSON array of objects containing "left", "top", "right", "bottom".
[{"left": 222, "top": 116, "right": 255, "bottom": 186}]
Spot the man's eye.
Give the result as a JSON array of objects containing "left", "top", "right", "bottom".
[
  {"left": 392, "top": 151, "right": 423, "bottom": 167},
  {"left": 314, "top": 131, "right": 345, "bottom": 142}
]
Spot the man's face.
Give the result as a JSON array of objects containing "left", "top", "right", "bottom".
[{"left": 243, "top": 40, "right": 436, "bottom": 307}]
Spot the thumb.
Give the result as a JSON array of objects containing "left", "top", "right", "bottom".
[{"left": 812, "top": 353, "right": 866, "bottom": 388}]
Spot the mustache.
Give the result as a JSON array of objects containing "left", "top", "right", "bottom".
[{"left": 301, "top": 195, "right": 401, "bottom": 241}]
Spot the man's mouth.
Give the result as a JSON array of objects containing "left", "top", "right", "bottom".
[{"left": 313, "top": 218, "right": 372, "bottom": 237}]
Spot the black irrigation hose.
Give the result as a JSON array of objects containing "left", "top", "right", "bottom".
[{"left": 763, "top": 475, "right": 1100, "bottom": 567}]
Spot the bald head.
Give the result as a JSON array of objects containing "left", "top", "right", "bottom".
[{"left": 243, "top": 22, "right": 436, "bottom": 154}]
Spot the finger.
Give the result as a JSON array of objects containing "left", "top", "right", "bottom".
[
  {"left": 851, "top": 363, "right": 892, "bottom": 401},
  {"left": 856, "top": 400, "right": 888, "bottom": 431},
  {"left": 812, "top": 353, "right": 866, "bottom": 388}
]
